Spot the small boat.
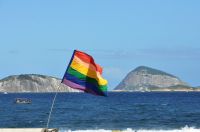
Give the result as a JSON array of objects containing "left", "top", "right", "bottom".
[{"left": 15, "top": 98, "right": 31, "bottom": 104}]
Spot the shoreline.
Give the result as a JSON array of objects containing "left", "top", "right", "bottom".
[
  {"left": 1, "top": 90, "right": 200, "bottom": 94},
  {"left": 0, "top": 128, "right": 58, "bottom": 132},
  {"left": 112, "top": 88, "right": 200, "bottom": 92}
]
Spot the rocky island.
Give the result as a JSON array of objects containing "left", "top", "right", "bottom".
[
  {"left": 0, "top": 66, "right": 199, "bottom": 92},
  {"left": 115, "top": 66, "right": 199, "bottom": 92},
  {"left": 0, "top": 74, "right": 80, "bottom": 93}
]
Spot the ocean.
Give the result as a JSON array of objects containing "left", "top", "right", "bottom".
[{"left": 0, "top": 92, "right": 200, "bottom": 132}]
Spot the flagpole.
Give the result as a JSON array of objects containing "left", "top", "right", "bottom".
[
  {"left": 46, "top": 83, "right": 61, "bottom": 128},
  {"left": 46, "top": 51, "right": 76, "bottom": 129}
]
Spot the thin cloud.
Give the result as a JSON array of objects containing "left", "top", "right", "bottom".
[
  {"left": 46, "top": 47, "right": 200, "bottom": 60},
  {"left": 93, "top": 48, "right": 200, "bottom": 60},
  {"left": 138, "top": 48, "right": 200, "bottom": 59},
  {"left": 8, "top": 50, "right": 19, "bottom": 54}
]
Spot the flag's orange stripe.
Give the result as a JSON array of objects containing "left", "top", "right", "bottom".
[
  {"left": 70, "top": 59, "right": 108, "bottom": 85},
  {"left": 74, "top": 50, "right": 103, "bottom": 74},
  {"left": 73, "top": 56, "right": 101, "bottom": 75}
]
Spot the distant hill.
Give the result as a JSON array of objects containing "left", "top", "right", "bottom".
[
  {"left": 0, "top": 74, "right": 80, "bottom": 93},
  {"left": 115, "top": 66, "right": 191, "bottom": 91}
]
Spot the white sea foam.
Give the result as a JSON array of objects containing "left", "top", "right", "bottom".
[{"left": 59, "top": 126, "right": 200, "bottom": 132}]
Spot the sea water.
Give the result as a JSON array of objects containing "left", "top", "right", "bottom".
[{"left": 0, "top": 92, "right": 200, "bottom": 132}]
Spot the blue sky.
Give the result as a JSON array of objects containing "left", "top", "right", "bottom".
[{"left": 0, "top": 0, "right": 200, "bottom": 89}]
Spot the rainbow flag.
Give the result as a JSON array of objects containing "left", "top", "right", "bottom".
[{"left": 61, "top": 50, "right": 108, "bottom": 96}]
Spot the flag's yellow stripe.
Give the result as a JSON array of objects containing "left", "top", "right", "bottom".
[
  {"left": 73, "top": 56, "right": 101, "bottom": 75},
  {"left": 70, "top": 59, "right": 108, "bottom": 86}
]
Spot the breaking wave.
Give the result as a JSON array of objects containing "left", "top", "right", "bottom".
[{"left": 59, "top": 126, "right": 200, "bottom": 132}]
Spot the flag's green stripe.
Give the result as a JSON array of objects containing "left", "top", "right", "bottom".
[{"left": 67, "top": 67, "right": 107, "bottom": 91}]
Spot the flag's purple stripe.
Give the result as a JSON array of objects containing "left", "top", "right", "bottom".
[
  {"left": 63, "top": 73, "right": 106, "bottom": 96},
  {"left": 63, "top": 79, "right": 99, "bottom": 95},
  {"left": 62, "top": 79, "right": 86, "bottom": 91}
]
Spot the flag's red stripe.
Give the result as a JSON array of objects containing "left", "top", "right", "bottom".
[{"left": 74, "top": 50, "right": 103, "bottom": 74}]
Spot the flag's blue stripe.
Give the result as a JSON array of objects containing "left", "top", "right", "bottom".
[
  {"left": 61, "top": 50, "right": 76, "bottom": 83},
  {"left": 63, "top": 73, "right": 107, "bottom": 96}
]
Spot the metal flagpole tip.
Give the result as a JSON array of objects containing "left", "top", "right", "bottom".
[{"left": 43, "top": 128, "right": 59, "bottom": 132}]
